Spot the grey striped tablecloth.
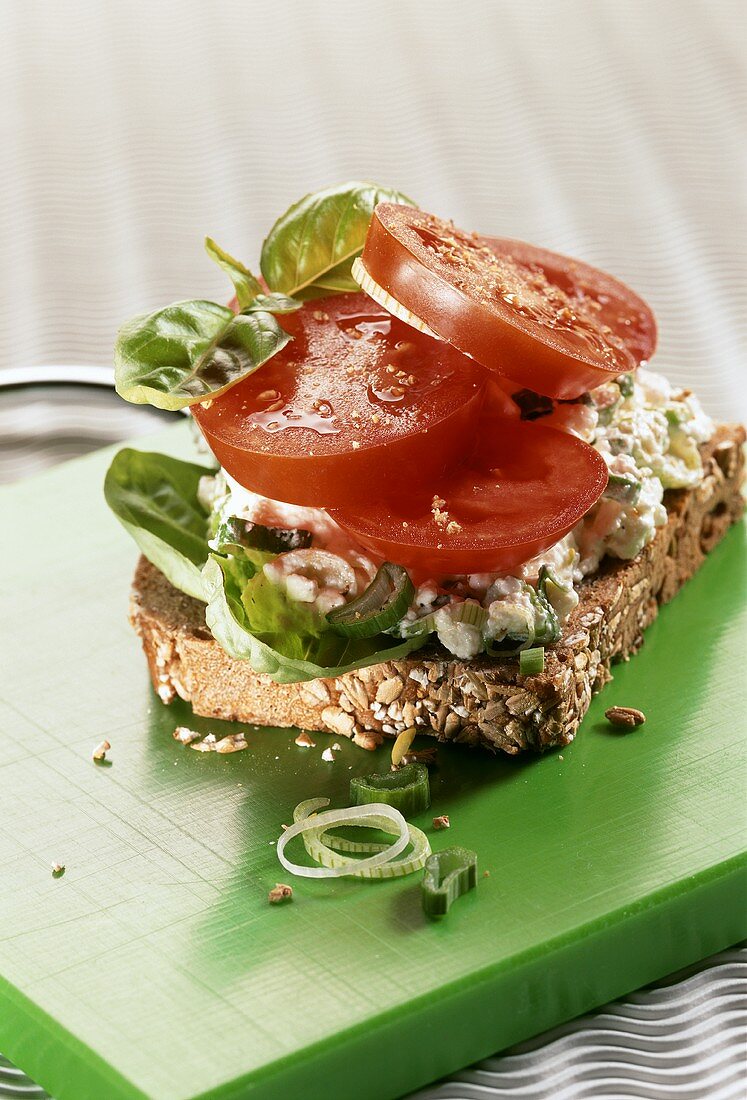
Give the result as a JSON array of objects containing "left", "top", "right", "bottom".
[{"left": 1, "top": 1, "right": 745, "bottom": 1096}]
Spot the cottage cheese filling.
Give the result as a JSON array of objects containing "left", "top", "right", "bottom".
[{"left": 199, "top": 368, "right": 713, "bottom": 658}]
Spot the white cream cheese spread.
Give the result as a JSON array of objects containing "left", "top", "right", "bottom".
[{"left": 199, "top": 368, "right": 713, "bottom": 658}]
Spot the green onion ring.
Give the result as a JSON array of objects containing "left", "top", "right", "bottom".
[
  {"left": 350, "top": 761, "right": 430, "bottom": 817},
  {"left": 292, "top": 799, "right": 431, "bottom": 878},
  {"left": 422, "top": 846, "right": 478, "bottom": 918},
  {"left": 401, "top": 599, "right": 487, "bottom": 639},
  {"left": 326, "top": 562, "right": 414, "bottom": 638},
  {"left": 519, "top": 646, "right": 545, "bottom": 676},
  {"left": 278, "top": 800, "right": 410, "bottom": 879}
]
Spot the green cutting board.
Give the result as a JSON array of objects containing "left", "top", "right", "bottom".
[{"left": 1, "top": 424, "right": 745, "bottom": 1100}]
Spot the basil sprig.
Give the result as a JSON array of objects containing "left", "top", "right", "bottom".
[
  {"left": 114, "top": 181, "right": 414, "bottom": 411},
  {"left": 204, "top": 237, "right": 263, "bottom": 309},
  {"left": 204, "top": 238, "right": 301, "bottom": 314},
  {"left": 260, "top": 181, "right": 414, "bottom": 299}
]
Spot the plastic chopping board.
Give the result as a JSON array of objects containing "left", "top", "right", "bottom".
[{"left": 0, "top": 424, "right": 745, "bottom": 1100}]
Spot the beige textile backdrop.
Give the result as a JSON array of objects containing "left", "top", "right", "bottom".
[{"left": 1, "top": 0, "right": 745, "bottom": 420}]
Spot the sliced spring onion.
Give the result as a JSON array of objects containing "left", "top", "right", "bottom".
[
  {"left": 350, "top": 761, "right": 430, "bottom": 817},
  {"left": 402, "top": 599, "right": 487, "bottom": 639},
  {"left": 326, "top": 562, "right": 414, "bottom": 638},
  {"left": 278, "top": 801, "right": 410, "bottom": 878},
  {"left": 528, "top": 578, "right": 560, "bottom": 646},
  {"left": 317, "top": 825, "right": 431, "bottom": 878},
  {"left": 391, "top": 727, "right": 417, "bottom": 768},
  {"left": 532, "top": 568, "right": 563, "bottom": 645},
  {"left": 351, "top": 257, "right": 441, "bottom": 339},
  {"left": 212, "top": 516, "right": 312, "bottom": 556},
  {"left": 422, "top": 846, "right": 478, "bottom": 918},
  {"left": 605, "top": 472, "right": 642, "bottom": 504},
  {"left": 519, "top": 646, "right": 545, "bottom": 675},
  {"left": 293, "top": 799, "right": 431, "bottom": 878},
  {"left": 616, "top": 373, "right": 635, "bottom": 398}
]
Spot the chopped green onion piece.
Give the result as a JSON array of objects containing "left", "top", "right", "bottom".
[
  {"left": 605, "top": 472, "right": 642, "bottom": 504},
  {"left": 212, "top": 516, "right": 312, "bottom": 556},
  {"left": 326, "top": 562, "right": 414, "bottom": 638},
  {"left": 391, "top": 727, "right": 417, "bottom": 768},
  {"left": 278, "top": 800, "right": 409, "bottom": 878},
  {"left": 402, "top": 599, "right": 487, "bottom": 639},
  {"left": 665, "top": 406, "right": 687, "bottom": 427},
  {"left": 422, "top": 846, "right": 478, "bottom": 918},
  {"left": 350, "top": 761, "right": 430, "bottom": 817},
  {"left": 533, "top": 570, "right": 561, "bottom": 644},
  {"left": 520, "top": 646, "right": 545, "bottom": 676},
  {"left": 616, "top": 373, "right": 634, "bottom": 398}
]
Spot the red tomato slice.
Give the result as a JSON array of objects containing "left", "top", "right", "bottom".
[
  {"left": 358, "top": 204, "right": 657, "bottom": 400},
  {"left": 330, "top": 415, "right": 608, "bottom": 576},
  {"left": 193, "top": 292, "right": 487, "bottom": 508}
]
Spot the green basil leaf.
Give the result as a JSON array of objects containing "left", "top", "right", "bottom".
[
  {"left": 205, "top": 238, "right": 302, "bottom": 314},
  {"left": 242, "top": 292, "right": 302, "bottom": 314},
  {"left": 203, "top": 554, "right": 427, "bottom": 684},
  {"left": 105, "top": 449, "right": 214, "bottom": 601},
  {"left": 204, "top": 237, "right": 263, "bottom": 309},
  {"left": 114, "top": 299, "right": 292, "bottom": 410},
  {"left": 260, "top": 181, "right": 415, "bottom": 299}
]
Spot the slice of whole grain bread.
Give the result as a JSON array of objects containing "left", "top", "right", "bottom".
[{"left": 130, "top": 424, "right": 744, "bottom": 754}]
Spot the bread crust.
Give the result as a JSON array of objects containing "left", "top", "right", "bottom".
[{"left": 130, "top": 425, "right": 745, "bottom": 753}]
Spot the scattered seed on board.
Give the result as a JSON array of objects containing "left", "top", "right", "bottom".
[
  {"left": 92, "top": 740, "right": 110, "bottom": 761},
  {"left": 605, "top": 706, "right": 646, "bottom": 728},
  {"left": 268, "top": 883, "right": 293, "bottom": 904},
  {"left": 432, "top": 815, "right": 450, "bottom": 830},
  {"left": 215, "top": 734, "right": 248, "bottom": 754},
  {"left": 189, "top": 733, "right": 248, "bottom": 753},
  {"left": 173, "top": 726, "right": 201, "bottom": 744},
  {"left": 191, "top": 733, "right": 217, "bottom": 752}
]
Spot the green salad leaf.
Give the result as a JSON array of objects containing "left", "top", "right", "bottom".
[
  {"left": 105, "top": 449, "right": 214, "bottom": 601},
  {"left": 114, "top": 299, "right": 292, "bottom": 410},
  {"left": 204, "top": 237, "right": 263, "bottom": 309},
  {"left": 204, "top": 237, "right": 302, "bottom": 315},
  {"left": 244, "top": 292, "right": 303, "bottom": 314},
  {"left": 203, "top": 554, "right": 428, "bottom": 684},
  {"left": 260, "top": 181, "right": 414, "bottom": 299}
]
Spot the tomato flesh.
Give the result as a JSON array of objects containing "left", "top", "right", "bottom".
[
  {"left": 359, "top": 204, "right": 656, "bottom": 400},
  {"left": 193, "top": 292, "right": 488, "bottom": 507},
  {"left": 331, "top": 415, "right": 608, "bottom": 577}
]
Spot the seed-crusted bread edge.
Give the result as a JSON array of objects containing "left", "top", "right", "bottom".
[{"left": 129, "top": 424, "right": 745, "bottom": 754}]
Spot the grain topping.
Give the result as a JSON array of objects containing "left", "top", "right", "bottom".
[{"left": 605, "top": 705, "right": 646, "bottom": 728}]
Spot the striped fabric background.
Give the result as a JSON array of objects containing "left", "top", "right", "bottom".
[{"left": 0, "top": 1, "right": 744, "bottom": 1096}]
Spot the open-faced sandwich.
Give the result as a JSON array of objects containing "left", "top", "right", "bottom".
[{"left": 106, "top": 182, "right": 745, "bottom": 754}]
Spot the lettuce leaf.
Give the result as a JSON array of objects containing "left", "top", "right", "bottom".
[
  {"left": 203, "top": 554, "right": 427, "bottom": 684},
  {"left": 105, "top": 448, "right": 214, "bottom": 601},
  {"left": 105, "top": 447, "right": 428, "bottom": 683}
]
